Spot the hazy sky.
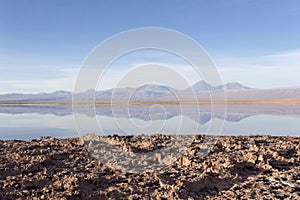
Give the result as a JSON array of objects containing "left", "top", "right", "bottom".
[{"left": 1, "top": 0, "right": 300, "bottom": 93}]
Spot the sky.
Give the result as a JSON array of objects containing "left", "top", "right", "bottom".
[{"left": 0, "top": 0, "right": 300, "bottom": 93}]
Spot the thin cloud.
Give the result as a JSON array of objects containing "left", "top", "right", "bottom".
[
  {"left": 0, "top": 67, "right": 78, "bottom": 94},
  {"left": 0, "top": 49, "right": 299, "bottom": 93},
  {"left": 215, "top": 49, "right": 300, "bottom": 88}
]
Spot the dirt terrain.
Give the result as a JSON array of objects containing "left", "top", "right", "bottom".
[{"left": 0, "top": 135, "right": 299, "bottom": 199}]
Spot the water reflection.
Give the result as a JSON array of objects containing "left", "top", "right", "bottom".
[{"left": 0, "top": 104, "right": 299, "bottom": 139}]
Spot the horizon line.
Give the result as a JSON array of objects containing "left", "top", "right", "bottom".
[{"left": 0, "top": 100, "right": 299, "bottom": 105}]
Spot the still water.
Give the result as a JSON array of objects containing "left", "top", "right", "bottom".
[{"left": 0, "top": 104, "right": 299, "bottom": 140}]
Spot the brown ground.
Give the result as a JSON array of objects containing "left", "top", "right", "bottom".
[{"left": 0, "top": 135, "right": 299, "bottom": 199}]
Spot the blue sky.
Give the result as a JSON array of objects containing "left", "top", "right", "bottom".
[{"left": 1, "top": 0, "right": 300, "bottom": 93}]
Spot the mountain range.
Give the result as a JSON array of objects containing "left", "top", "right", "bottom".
[{"left": 0, "top": 81, "right": 299, "bottom": 102}]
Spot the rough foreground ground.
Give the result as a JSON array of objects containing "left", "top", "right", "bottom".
[{"left": 0, "top": 135, "right": 299, "bottom": 199}]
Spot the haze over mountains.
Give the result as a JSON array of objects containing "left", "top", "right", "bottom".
[{"left": 0, "top": 81, "right": 299, "bottom": 102}]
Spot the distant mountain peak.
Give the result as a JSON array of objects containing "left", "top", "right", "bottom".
[
  {"left": 51, "top": 90, "right": 72, "bottom": 95},
  {"left": 190, "top": 80, "right": 214, "bottom": 91},
  {"left": 133, "top": 84, "right": 174, "bottom": 96},
  {"left": 136, "top": 84, "right": 171, "bottom": 91},
  {"left": 218, "top": 82, "right": 252, "bottom": 90},
  {"left": 184, "top": 81, "right": 253, "bottom": 92}
]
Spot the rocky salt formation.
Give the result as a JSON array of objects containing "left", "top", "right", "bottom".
[
  {"left": 82, "top": 134, "right": 204, "bottom": 172},
  {"left": 0, "top": 135, "right": 299, "bottom": 199}
]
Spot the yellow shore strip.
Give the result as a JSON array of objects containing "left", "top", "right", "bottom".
[{"left": 0, "top": 100, "right": 299, "bottom": 105}]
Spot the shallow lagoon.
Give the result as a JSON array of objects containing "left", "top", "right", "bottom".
[{"left": 0, "top": 104, "right": 299, "bottom": 140}]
